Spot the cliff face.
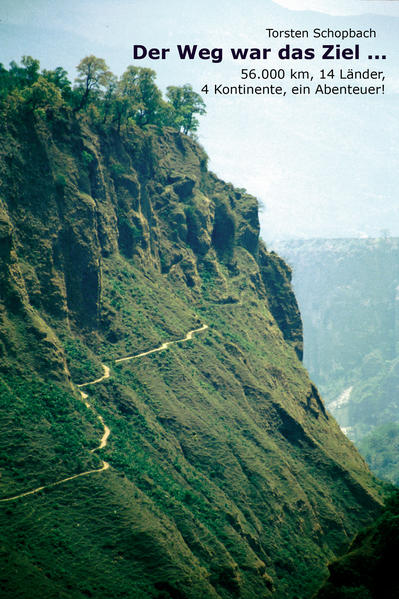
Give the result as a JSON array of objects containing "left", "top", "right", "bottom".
[
  {"left": 0, "top": 111, "right": 384, "bottom": 599},
  {"left": 0, "top": 116, "right": 303, "bottom": 369}
]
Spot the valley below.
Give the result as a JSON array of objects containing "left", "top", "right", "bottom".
[{"left": 276, "top": 237, "right": 399, "bottom": 483}]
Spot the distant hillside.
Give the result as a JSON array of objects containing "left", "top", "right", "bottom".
[{"left": 275, "top": 238, "right": 399, "bottom": 482}]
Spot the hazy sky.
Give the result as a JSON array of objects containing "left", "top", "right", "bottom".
[
  {"left": 1, "top": 0, "right": 398, "bottom": 242},
  {"left": 275, "top": 0, "right": 399, "bottom": 17}
]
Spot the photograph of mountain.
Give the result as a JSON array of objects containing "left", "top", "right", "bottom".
[{"left": 1, "top": 2, "right": 398, "bottom": 598}]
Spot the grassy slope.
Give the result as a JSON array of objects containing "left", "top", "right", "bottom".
[
  {"left": 0, "top": 110, "right": 385, "bottom": 599},
  {"left": 314, "top": 493, "right": 399, "bottom": 599}
]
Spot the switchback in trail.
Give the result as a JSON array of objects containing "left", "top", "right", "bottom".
[
  {"left": 0, "top": 325, "right": 208, "bottom": 502},
  {"left": 115, "top": 324, "right": 208, "bottom": 363}
]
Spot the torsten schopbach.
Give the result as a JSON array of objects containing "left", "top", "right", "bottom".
[{"left": 265, "top": 28, "right": 376, "bottom": 40}]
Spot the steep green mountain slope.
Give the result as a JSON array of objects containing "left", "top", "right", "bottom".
[
  {"left": 275, "top": 238, "right": 399, "bottom": 445},
  {"left": 0, "top": 76, "right": 385, "bottom": 598},
  {"left": 314, "top": 491, "right": 399, "bottom": 599}
]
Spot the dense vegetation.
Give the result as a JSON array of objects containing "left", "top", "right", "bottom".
[
  {"left": 0, "top": 55, "right": 206, "bottom": 135},
  {"left": 0, "top": 59, "right": 387, "bottom": 598},
  {"left": 315, "top": 491, "right": 399, "bottom": 599}
]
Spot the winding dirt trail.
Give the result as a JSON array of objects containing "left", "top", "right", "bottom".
[
  {"left": 0, "top": 324, "right": 208, "bottom": 502},
  {"left": 115, "top": 324, "right": 208, "bottom": 364},
  {"left": 77, "top": 365, "right": 111, "bottom": 453},
  {"left": 77, "top": 365, "right": 110, "bottom": 388},
  {"left": 0, "top": 462, "right": 110, "bottom": 503},
  {"left": 0, "top": 365, "right": 112, "bottom": 503}
]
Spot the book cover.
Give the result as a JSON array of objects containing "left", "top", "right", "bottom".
[{"left": 0, "top": 1, "right": 398, "bottom": 598}]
